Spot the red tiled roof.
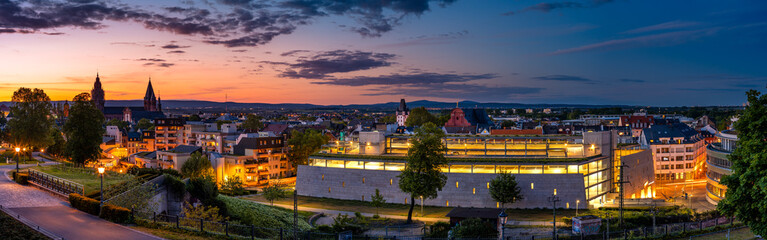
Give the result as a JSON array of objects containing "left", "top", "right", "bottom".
[{"left": 490, "top": 129, "right": 543, "bottom": 135}]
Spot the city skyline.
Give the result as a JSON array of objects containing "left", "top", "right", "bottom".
[{"left": 1, "top": 0, "right": 765, "bottom": 106}]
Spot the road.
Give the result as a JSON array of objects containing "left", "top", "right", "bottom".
[
  {"left": 0, "top": 153, "right": 162, "bottom": 240},
  {"left": 655, "top": 179, "right": 716, "bottom": 212}
]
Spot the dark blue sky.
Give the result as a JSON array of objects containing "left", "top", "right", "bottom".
[{"left": 1, "top": 0, "right": 765, "bottom": 106}]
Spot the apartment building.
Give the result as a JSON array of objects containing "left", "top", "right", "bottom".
[
  {"left": 155, "top": 118, "right": 184, "bottom": 151},
  {"left": 210, "top": 135, "right": 292, "bottom": 187},
  {"left": 639, "top": 123, "right": 706, "bottom": 182}
]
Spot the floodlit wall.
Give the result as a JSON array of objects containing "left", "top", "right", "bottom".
[{"left": 297, "top": 165, "right": 589, "bottom": 209}]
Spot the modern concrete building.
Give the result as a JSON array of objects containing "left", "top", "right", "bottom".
[
  {"left": 297, "top": 131, "right": 653, "bottom": 209},
  {"left": 155, "top": 118, "right": 184, "bottom": 151},
  {"left": 156, "top": 145, "right": 203, "bottom": 170},
  {"left": 639, "top": 123, "right": 706, "bottom": 182},
  {"left": 706, "top": 130, "right": 737, "bottom": 204}
]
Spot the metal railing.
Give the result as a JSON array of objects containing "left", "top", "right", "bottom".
[
  {"left": 133, "top": 210, "right": 341, "bottom": 240},
  {"left": 27, "top": 169, "right": 84, "bottom": 196}
]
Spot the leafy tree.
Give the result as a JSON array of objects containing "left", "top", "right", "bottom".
[
  {"left": 182, "top": 202, "right": 227, "bottom": 222},
  {"left": 181, "top": 152, "right": 213, "bottom": 179},
  {"left": 106, "top": 119, "right": 130, "bottom": 131},
  {"left": 186, "top": 176, "right": 225, "bottom": 215},
  {"left": 46, "top": 127, "right": 66, "bottom": 157},
  {"left": 405, "top": 107, "right": 437, "bottom": 127},
  {"left": 63, "top": 93, "right": 105, "bottom": 166},
  {"left": 216, "top": 120, "right": 233, "bottom": 130},
  {"left": 242, "top": 114, "right": 263, "bottom": 131},
  {"left": 719, "top": 89, "right": 767, "bottom": 236},
  {"left": 425, "top": 222, "right": 452, "bottom": 238},
  {"left": 398, "top": 122, "right": 448, "bottom": 223},
  {"left": 220, "top": 175, "right": 246, "bottom": 196},
  {"left": 370, "top": 189, "right": 386, "bottom": 215},
  {"left": 298, "top": 114, "right": 315, "bottom": 121},
  {"left": 262, "top": 181, "right": 288, "bottom": 205},
  {"left": 380, "top": 114, "right": 396, "bottom": 124},
  {"left": 451, "top": 218, "right": 497, "bottom": 238},
  {"left": 489, "top": 171, "right": 522, "bottom": 209},
  {"left": 136, "top": 118, "right": 153, "bottom": 130},
  {"left": 188, "top": 114, "right": 201, "bottom": 121},
  {"left": 287, "top": 129, "right": 329, "bottom": 166},
  {"left": 7, "top": 87, "right": 54, "bottom": 152},
  {"left": 500, "top": 120, "right": 516, "bottom": 129},
  {"left": 435, "top": 113, "right": 451, "bottom": 126}
]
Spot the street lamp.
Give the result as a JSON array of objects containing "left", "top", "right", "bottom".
[
  {"left": 14, "top": 147, "right": 21, "bottom": 173},
  {"left": 498, "top": 209, "right": 508, "bottom": 240},
  {"left": 548, "top": 193, "right": 561, "bottom": 240},
  {"left": 98, "top": 166, "right": 105, "bottom": 208},
  {"left": 576, "top": 200, "right": 580, "bottom": 216}
]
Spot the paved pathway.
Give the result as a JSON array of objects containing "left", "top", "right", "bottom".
[{"left": 0, "top": 153, "right": 162, "bottom": 240}]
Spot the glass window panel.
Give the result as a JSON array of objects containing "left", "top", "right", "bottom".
[
  {"left": 385, "top": 162, "right": 405, "bottom": 171},
  {"left": 473, "top": 165, "right": 496, "bottom": 174},
  {"left": 519, "top": 165, "right": 542, "bottom": 174},
  {"left": 497, "top": 165, "right": 519, "bottom": 174},
  {"left": 364, "top": 161, "right": 383, "bottom": 170},
  {"left": 544, "top": 165, "right": 567, "bottom": 174},
  {"left": 450, "top": 165, "right": 472, "bottom": 173},
  {"left": 346, "top": 161, "right": 364, "bottom": 169},
  {"left": 327, "top": 160, "right": 345, "bottom": 168},
  {"left": 568, "top": 165, "right": 578, "bottom": 174}
]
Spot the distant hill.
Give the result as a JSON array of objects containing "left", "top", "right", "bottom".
[{"left": 95, "top": 99, "right": 632, "bottom": 111}]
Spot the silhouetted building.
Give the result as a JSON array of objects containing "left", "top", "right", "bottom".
[
  {"left": 91, "top": 73, "right": 105, "bottom": 112},
  {"left": 396, "top": 99, "right": 409, "bottom": 126}
]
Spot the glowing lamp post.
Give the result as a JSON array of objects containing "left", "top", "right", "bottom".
[
  {"left": 98, "top": 167, "right": 105, "bottom": 208},
  {"left": 498, "top": 209, "right": 508, "bottom": 240},
  {"left": 15, "top": 147, "right": 20, "bottom": 172}
]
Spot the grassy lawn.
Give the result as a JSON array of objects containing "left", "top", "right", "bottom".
[
  {"left": 684, "top": 227, "right": 757, "bottom": 240},
  {"left": 0, "top": 210, "right": 49, "bottom": 240},
  {"left": 241, "top": 194, "right": 584, "bottom": 222},
  {"left": 0, "top": 160, "right": 44, "bottom": 165},
  {"left": 130, "top": 226, "right": 232, "bottom": 240},
  {"left": 31, "top": 165, "right": 134, "bottom": 192}
]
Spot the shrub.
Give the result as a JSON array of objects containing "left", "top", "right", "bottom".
[
  {"left": 160, "top": 168, "right": 181, "bottom": 177},
  {"left": 69, "top": 193, "right": 101, "bottom": 216},
  {"left": 425, "top": 221, "right": 451, "bottom": 238},
  {"left": 451, "top": 218, "right": 497, "bottom": 238},
  {"left": 218, "top": 195, "right": 311, "bottom": 233},
  {"left": 13, "top": 172, "right": 28, "bottom": 185},
  {"left": 85, "top": 190, "right": 101, "bottom": 200},
  {"left": 331, "top": 213, "right": 366, "bottom": 234},
  {"left": 100, "top": 204, "right": 131, "bottom": 224},
  {"left": 187, "top": 177, "right": 218, "bottom": 203},
  {"left": 219, "top": 175, "right": 246, "bottom": 196},
  {"left": 164, "top": 174, "right": 186, "bottom": 195}
]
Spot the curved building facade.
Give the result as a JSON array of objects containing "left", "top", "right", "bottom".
[{"left": 705, "top": 130, "right": 738, "bottom": 204}]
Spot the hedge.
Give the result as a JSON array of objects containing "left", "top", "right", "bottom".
[
  {"left": 69, "top": 193, "right": 101, "bottom": 216},
  {"left": 100, "top": 204, "right": 131, "bottom": 224},
  {"left": 12, "top": 172, "right": 28, "bottom": 185}
]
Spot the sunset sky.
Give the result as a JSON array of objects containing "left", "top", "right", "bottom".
[{"left": 0, "top": 0, "right": 765, "bottom": 106}]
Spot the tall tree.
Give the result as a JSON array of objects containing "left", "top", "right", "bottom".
[
  {"left": 241, "top": 114, "right": 263, "bottom": 131},
  {"left": 262, "top": 181, "right": 288, "bottom": 206},
  {"left": 181, "top": 152, "right": 213, "bottom": 179},
  {"left": 46, "top": 127, "right": 66, "bottom": 157},
  {"left": 136, "top": 118, "right": 153, "bottom": 130},
  {"left": 405, "top": 107, "right": 438, "bottom": 127},
  {"left": 489, "top": 171, "right": 522, "bottom": 209},
  {"left": 398, "top": 122, "right": 448, "bottom": 223},
  {"left": 7, "top": 87, "right": 54, "bottom": 151},
  {"left": 287, "top": 129, "right": 329, "bottom": 166},
  {"left": 719, "top": 89, "right": 767, "bottom": 236},
  {"left": 63, "top": 93, "right": 105, "bottom": 166},
  {"left": 106, "top": 119, "right": 130, "bottom": 131}
]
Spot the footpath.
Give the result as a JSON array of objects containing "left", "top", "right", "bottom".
[{"left": 0, "top": 153, "right": 161, "bottom": 240}]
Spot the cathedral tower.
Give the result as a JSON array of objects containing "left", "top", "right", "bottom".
[
  {"left": 144, "top": 78, "right": 158, "bottom": 111},
  {"left": 91, "top": 73, "right": 105, "bottom": 112}
]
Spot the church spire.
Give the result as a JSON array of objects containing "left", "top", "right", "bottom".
[
  {"left": 91, "top": 72, "right": 105, "bottom": 112},
  {"left": 144, "top": 77, "right": 157, "bottom": 111}
]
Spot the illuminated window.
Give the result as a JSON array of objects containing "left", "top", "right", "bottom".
[
  {"left": 456, "top": 181, "right": 459, "bottom": 188},
  {"left": 472, "top": 188, "right": 476, "bottom": 195},
  {"left": 362, "top": 196, "right": 365, "bottom": 201},
  {"left": 446, "top": 200, "right": 449, "bottom": 207},
  {"left": 328, "top": 187, "right": 331, "bottom": 193},
  {"left": 566, "top": 202, "right": 570, "bottom": 208},
  {"left": 342, "top": 182, "right": 345, "bottom": 187},
  {"left": 362, "top": 178, "right": 366, "bottom": 184},
  {"left": 321, "top": 175, "right": 324, "bottom": 181},
  {"left": 487, "top": 182, "right": 490, "bottom": 189},
  {"left": 496, "top": 202, "right": 499, "bottom": 208},
  {"left": 531, "top": 183, "right": 534, "bottom": 190},
  {"left": 554, "top": 189, "right": 557, "bottom": 195},
  {"left": 390, "top": 179, "right": 393, "bottom": 185}
]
